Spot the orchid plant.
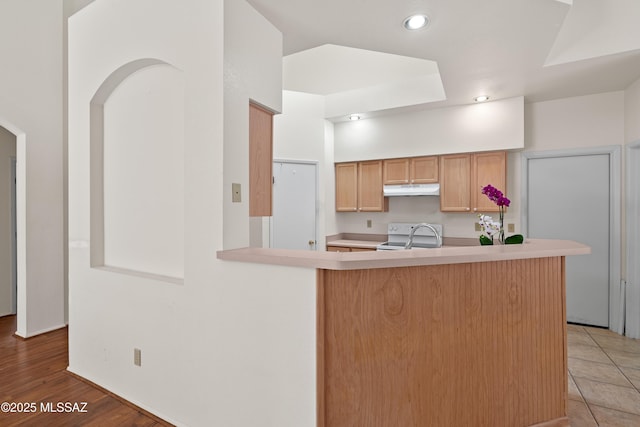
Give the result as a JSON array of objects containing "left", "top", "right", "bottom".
[{"left": 478, "top": 184, "right": 523, "bottom": 245}]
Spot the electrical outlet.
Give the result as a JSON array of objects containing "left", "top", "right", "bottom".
[
  {"left": 232, "top": 183, "right": 241, "bottom": 203},
  {"left": 474, "top": 222, "right": 482, "bottom": 232},
  {"left": 134, "top": 348, "right": 142, "bottom": 367},
  {"left": 366, "top": 219, "right": 372, "bottom": 228},
  {"left": 508, "top": 223, "right": 515, "bottom": 233}
]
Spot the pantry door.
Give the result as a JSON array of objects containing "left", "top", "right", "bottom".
[
  {"left": 523, "top": 147, "right": 621, "bottom": 329},
  {"left": 270, "top": 160, "right": 318, "bottom": 250}
]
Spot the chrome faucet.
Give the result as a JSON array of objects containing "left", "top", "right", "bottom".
[{"left": 405, "top": 223, "right": 442, "bottom": 249}]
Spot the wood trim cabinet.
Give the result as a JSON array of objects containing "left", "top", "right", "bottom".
[
  {"left": 440, "top": 151, "right": 506, "bottom": 212},
  {"left": 358, "top": 161, "right": 387, "bottom": 212},
  {"left": 472, "top": 151, "right": 508, "bottom": 212},
  {"left": 410, "top": 156, "right": 439, "bottom": 183},
  {"left": 335, "top": 163, "right": 358, "bottom": 212},
  {"left": 249, "top": 103, "right": 273, "bottom": 217},
  {"left": 382, "top": 158, "right": 409, "bottom": 184},
  {"left": 383, "top": 156, "right": 438, "bottom": 185},
  {"left": 317, "top": 256, "right": 569, "bottom": 426},
  {"left": 335, "top": 161, "right": 388, "bottom": 212},
  {"left": 326, "top": 246, "right": 375, "bottom": 252}
]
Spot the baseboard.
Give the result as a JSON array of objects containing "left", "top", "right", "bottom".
[
  {"left": 65, "top": 368, "right": 179, "bottom": 426},
  {"left": 13, "top": 323, "right": 67, "bottom": 340}
]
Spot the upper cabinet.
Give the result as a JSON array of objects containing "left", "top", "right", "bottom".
[
  {"left": 383, "top": 158, "right": 410, "bottom": 185},
  {"left": 439, "top": 151, "right": 506, "bottom": 212},
  {"left": 359, "top": 161, "right": 388, "bottom": 212},
  {"left": 335, "top": 162, "right": 358, "bottom": 212},
  {"left": 410, "top": 156, "right": 439, "bottom": 183},
  {"left": 336, "top": 161, "right": 388, "bottom": 212},
  {"left": 472, "top": 151, "right": 507, "bottom": 212},
  {"left": 249, "top": 102, "right": 273, "bottom": 217},
  {"left": 439, "top": 154, "right": 472, "bottom": 212},
  {"left": 383, "top": 156, "right": 438, "bottom": 185}
]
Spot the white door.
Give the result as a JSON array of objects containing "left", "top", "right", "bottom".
[
  {"left": 524, "top": 149, "right": 620, "bottom": 328},
  {"left": 271, "top": 161, "right": 317, "bottom": 250}
]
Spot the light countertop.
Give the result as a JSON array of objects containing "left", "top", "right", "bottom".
[{"left": 217, "top": 239, "right": 590, "bottom": 271}]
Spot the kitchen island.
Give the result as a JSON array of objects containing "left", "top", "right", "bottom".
[{"left": 218, "top": 240, "right": 589, "bottom": 427}]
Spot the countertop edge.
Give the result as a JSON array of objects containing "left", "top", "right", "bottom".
[{"left": 216, "top": 239, "right": 591, "bottom": 271}]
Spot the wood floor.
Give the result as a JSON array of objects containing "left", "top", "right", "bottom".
[{"left": 0, "top": 315, "right": 172, "bottom": 426}]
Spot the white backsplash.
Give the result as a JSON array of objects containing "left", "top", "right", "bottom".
[{"left": 335, "top": 196, "right": 520, "bottom": 238}]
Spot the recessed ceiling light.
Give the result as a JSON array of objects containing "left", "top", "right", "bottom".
[
  {"left": 474, "top": 95, "right": 490, "bottom": 102},
  {"left": 403, "top": 14, "right": 429, "bottom": 30},
  {"left": 349, "top": 114, "right": 361, "bottom": 121}
]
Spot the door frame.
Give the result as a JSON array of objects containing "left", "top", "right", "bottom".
[
  {"left": 270, "top": 159, "right": 319, "bottom": 250},
  {"left": 626, "top": 141, "right": 640, "bottom": 338},
  {"left": 0, "top": 119, "right": 26, "bottom": 336},
  {"left": 521, "top": 146, "right": 622, "bottom": 333},
  {"left": 10, "top": 156, "right": 17, "bottom": 314}
]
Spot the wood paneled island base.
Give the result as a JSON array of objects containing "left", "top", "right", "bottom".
[{"left": 317, "top": 257, "right": 569, "bottom": 427}]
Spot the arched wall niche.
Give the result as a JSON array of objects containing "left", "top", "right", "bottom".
[{"left": 90, "top": 58, "right": 185, "bottom": 283}]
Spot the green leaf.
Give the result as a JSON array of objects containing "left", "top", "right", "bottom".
[
  {"left": 479, "top": 235, "right": 493, "bottom": 245},
  {"left": 505, "top": 234, "right": 524, "bottom": 244}
]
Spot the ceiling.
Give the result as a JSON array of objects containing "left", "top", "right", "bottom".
[{"left": 246, "top": 0, "right": 640, "bottom": 118}]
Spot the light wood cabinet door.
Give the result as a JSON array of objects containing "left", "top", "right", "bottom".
[
  {"left": 335, "top": 163, "right": 358, "bottom": 212},
  {"left": 472, "top": 151, "right": 507, "bottom": 213},
  {"left": 439, "top": 154, "right": 472, "bottom": 212},
  {"left": 410, "top": 156, "right": 439, "bottom": 183},
  {"left": 249, "top": 103, "right": 273, "bottom": 217},
  {"left": 326, "top": 246, "right": 351, "bottom": 252},
  {"left": 383, "top": 158, "right": 410, "bottom": 184},
  {"left": 358, "top": 160, "right": 387, "bottom": 212},
  {"left": 440, "top": 151, "right": 507, "bottom": 212}
]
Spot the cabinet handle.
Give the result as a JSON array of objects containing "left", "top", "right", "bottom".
[
  {"left": 465, "top": 207, "right": 470, "bottom": 211},
  {"left": 473, "top": 208, "right": 477, "bottom": 212}
]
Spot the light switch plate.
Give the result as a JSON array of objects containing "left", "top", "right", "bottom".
[
  {"left": 508, "top": 223, "right": 515, "bottom": 233},
  {"left": 474, "top": 222, "right": 482, "bottom": 232},
  {"left": 232, "top": 183, "right": 241, "bottom": 203}
]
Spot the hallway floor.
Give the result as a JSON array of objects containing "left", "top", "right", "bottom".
[
  {"left": 0, "top": 315, "right": 171, "bottom": 426},
  {"left": 567, "top": 324, "right": 640, "bottom": 426}
]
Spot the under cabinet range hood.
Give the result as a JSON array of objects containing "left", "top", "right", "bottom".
[{"left": 383, "top": 183, "right": 440, "bottom": 197}]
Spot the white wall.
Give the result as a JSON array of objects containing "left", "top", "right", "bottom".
[
  {"left": 68, "top": 1, "right": 316, "bottom": 426},
  {"left": 0, "top": 127, "right": 16, "bottom": 316},
  {"left": 525, "top": 92, "right": 625, "bottom": 151},
  {"left": 334, "top": 96, "right": 524, "bottom": 162},
  {"left": 625, "top": 77, "right": 640, "bottom": 144},
  {"left": 0, "top": 0, "right": 65, "bottom": 337},
  {"left": 223, "top": 0, "right": 282, "bottom": 249}
]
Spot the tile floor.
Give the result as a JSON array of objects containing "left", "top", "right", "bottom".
[{"left": 567, "top": 324, "right": 640, "bottom": 426}]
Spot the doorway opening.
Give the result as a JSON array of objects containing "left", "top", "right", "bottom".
[
  {"left": 0, "top": 120, "right": 26, "bottom": 337},
  {"left": 0, "top": 125, "right": 17, "bottom": 318}
]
